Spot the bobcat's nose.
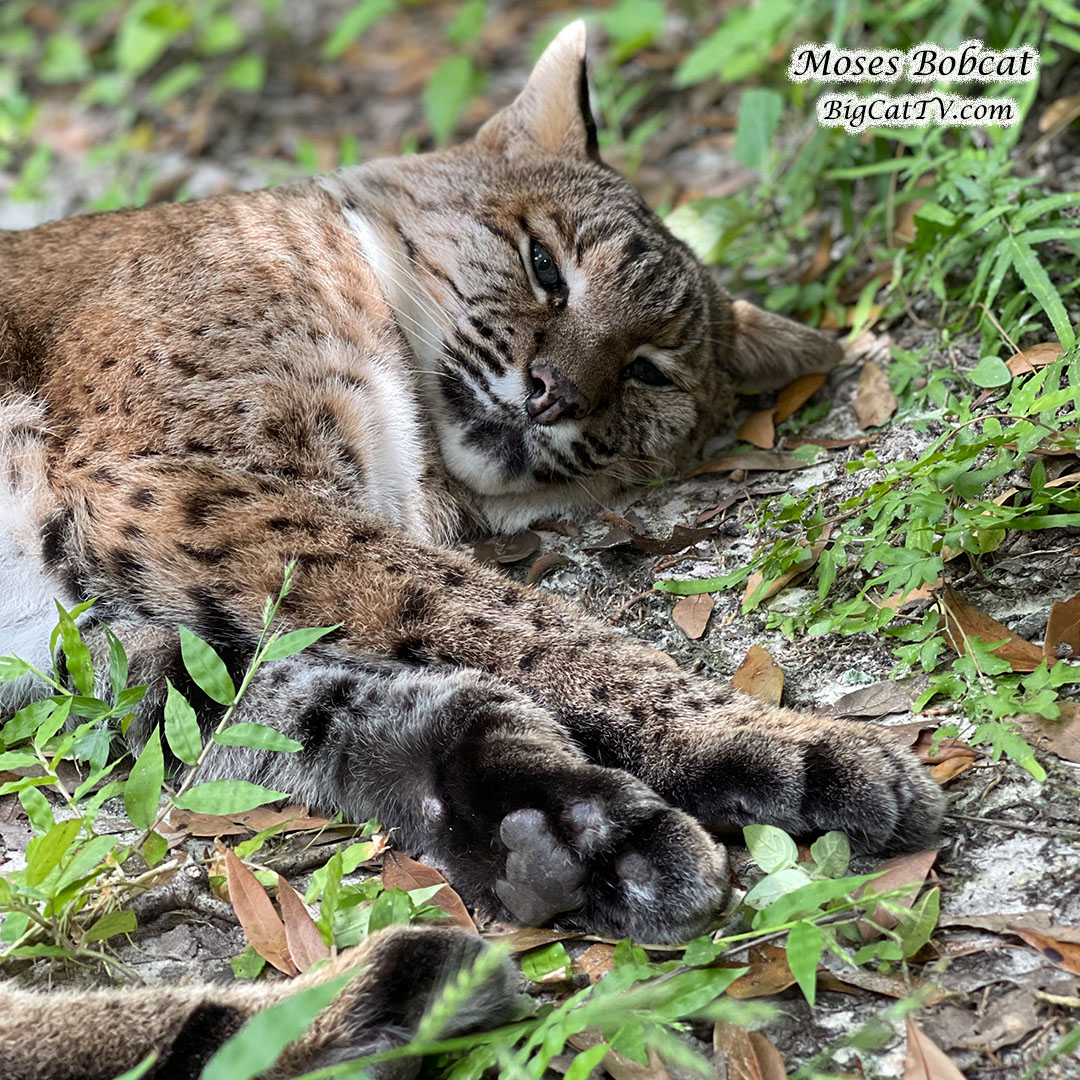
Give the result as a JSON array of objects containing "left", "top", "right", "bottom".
[{"left": 526, "top": 363, "right": 581, "bottom": 425}]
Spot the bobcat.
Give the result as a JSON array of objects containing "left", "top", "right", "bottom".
[{"left": 0, "top": 21, "right": 944, "bottom": 1077}]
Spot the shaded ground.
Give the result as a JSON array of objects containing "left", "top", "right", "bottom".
[{"left": 2, "top": 2, "right": 1079, "bottom": 1076}]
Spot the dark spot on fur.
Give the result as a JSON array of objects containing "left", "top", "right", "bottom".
[
  {"left": 129, "top": 488, "right": 155, "bottom": 509},
  {"left": 393, "top": 638, "right": 431, "bottom": 665},
  {"left": 442, "top": 568, "right": 466, "bottom": 588},
  {"left": 297, "top": 675, "right": 356, "bottom": 754},
  {"left": 518, "top": 646, "right": 546, "bottom": 671},
  {"left": 122, "top": 522, "right": 144, "bottom": 540},
  {"left": 591, "top": 685, "right": 610, "bottom": 702},
  {"left": 400, "top": 585, "right": 433, "bottom": 625},
  {"left": 40, "top": 509, "right": 73, "bottom": 568}
]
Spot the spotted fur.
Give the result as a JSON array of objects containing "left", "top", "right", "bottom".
[{"left": 0, "top": 15, "right": 942, "bottom": 1014}]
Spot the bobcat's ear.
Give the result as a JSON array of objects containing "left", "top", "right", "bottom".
[
  {"left": 727, "top": 300, "right": 843, "bottom": 392},
  {"left": 474, "top": 20, "right": 599, "bottom": 161}
]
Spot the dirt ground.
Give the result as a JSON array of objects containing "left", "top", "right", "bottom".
[{"left": 2, "top": 1, "right": 1078, "bottom": 1076}]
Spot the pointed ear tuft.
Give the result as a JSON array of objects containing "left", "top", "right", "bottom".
[{"left": 474, "top": 20, "right": 600, "bottom": 162}]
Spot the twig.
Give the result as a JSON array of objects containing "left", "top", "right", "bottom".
[{"left": 951, "top": 812, "right": 1080, "bottom": 838}]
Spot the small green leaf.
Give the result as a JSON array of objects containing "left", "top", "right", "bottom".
[
  {"left": 19, "top": 786, "right": 53, "bottom": 834},
  {"left": 734, "top": 87, "right": 783, "bottom": 173},
  {"left": 221, "top": 55, "right": 265, "bottom": 93},
  {"left": 322, "top": 0, "right": 396, "bottom": 60},
  {"left": 895, "top": 886, "right": 940, "bottom": 958},
  {"left": 172, "top": 780, "right": 290, "bottom": 815},
  {"left": 213, "top": 723, "right": 303, "bottom": 753},
  {"left": 743, "top": 824, "right": 798, "bottom": 873},
  {"left": 142, "top": 829, "right": 168, "bottom": 868},
  {"left": 565, "top": 1043, "right": 610, "bottom": 1080},
  {"left": 85, "top": 909, "right": 137, "bottom": 943},
  {"left": 368, "top": 886, "right": 413, "bottom": 933},
  {"left": 108, "top": 1055, "right": 158, "bottom": 1080},
  {"left": 124, "top": 728, "right": 164, "bottom": 832},
  {"left": 231, "top": 944, "right": 268, "bottom": 980},
  {"left": 26, "top": 817, "right": 81, "bottom": 887},
  {"left": 809, "top": 832, "right": 850, "bottom": 878},
  {"left": 424, "top": 55, "right": 481, "bottom": 146},
  {"left": 54, "top": 600, "right": 95, "bottom": 697},
  {"left": 970, "top": 355, "right": 1011, "bottom": 388},
  {"left": 163, "top": 679, "right": 202, "bottom": 765},
  {"left": 179, "top": 627, "right": 235, "bottom": 706},
  {"left": 521, "top": 941, "right": 572, "bottom": 982},
  {"left": 786, "top": 920, "right": 823, "bottom": 1006},
  {"left": 261, "top": 625, "right": 340, "bottom": 663}
]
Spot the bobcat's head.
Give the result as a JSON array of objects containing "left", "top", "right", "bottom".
[{"left": 330, "top": 22, "right": 839, "bottom": 529}]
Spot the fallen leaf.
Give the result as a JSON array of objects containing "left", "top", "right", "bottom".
[
  {"left": 877, "top": 580, "right": 940, "bottom": 612},
  {"left": 775, "top": 373, "right": 828, "bottom": 424},
  {"left": 800, "top": 225, "right": 833, "bottom": 286},
  {"left": 569, "top": 1028, "right": 671, "bottom": 1080},
  {"left": 532, "top": 518, "right": 579, "bottom": 537},
  {"left": 852, "top": 360, "right": 898, "bottom": 430},
  {"left": 737, "top": 408, "right": 777, "bottom": 450},
  {"left": 725, "top": 944, "right": 796, "bottom": 998},
  {"left": 224, "top": 848, "right": 297, "bottom": 976},
  {"left": 831, "top": 678, "right": 922, "bottom": 719},
  {"left": 929, "top": 755, "right": 976, "bottom": 784},
  {"left": 743, "top": 540, "right": 826, "bottom": 607},
  {"left": 672, "top": 593, "right": 714, "bottom": 639},
  {"left": 1007, "top": 341, "right": 1063, "bottom": 376},
  {"left": 1039, "top": 92, "right": 1080, "bottom": 134},
  {"left": 525, "top": 552, "right": 570, "bottom": 586},
  {"left": 903, "top": 1016, "right": 966, "bottom": 1080},
  {"left": 819, "top": 966, "right": 947, "bottom": 1003},
  {"left": 954, "top": 988, "right": 1042, "bottom": 1052},
  {"left": 1014, "top": 702, "right": 1080, "bottom": 763},
  {"left": 167, "top": 805, "right": 331, "bottom": 837},
  {"left": 485, "top": 927, "right": 584, "bottom": 953},
  {"left": 276, "top": 874, "right": 331, "bottom": 972},
  {"left": 859, "top": 850, "right": 938, "bottom": 937},
  {"left": 910, "top": 729, "right": 979, "bottom": 766},
  {"left": 382, "top": 851, "right": 477, "bottom": 932},
  {"left": 783, "top": 434, "right": 868, "bottom": 451},
  {"left": 585, "top": 521, "right": 718, "bottom": 556},
  {"left": 573, "top": 942, "right": 615, "bottom": 983},
  {"left": 942, "top": 587, "right": 1045, "bottom": 672},
  {"left": 938, "top": 910, "right": 1056, "bottom": 935},
  {"left": 474, "top": 530, "right": 541, "bottom": 565},
  {"left": 712, "top": 1020, "right": 787, "bottom": 1080},
  {"left": 1010, "top": 927, "right": 1080, "bottom": 975},
  {"left": 685, "top": 451, "right": 812, "bottom": 478},
  {"left": 730, "top": 645, "right": 783, "bottom": 706},
  {"left": 1045, "top": 589, "right": 1080, "bottom": 661},
  {"left": 695, "top": 496, "right": 739, "bottom": 525}
]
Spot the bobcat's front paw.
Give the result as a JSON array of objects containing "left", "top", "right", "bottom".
[{"left": 493, "top": 784, "right": 729, "bottom": 943}]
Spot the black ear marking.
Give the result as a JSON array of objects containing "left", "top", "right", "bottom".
[{"left": 578, "top": 58, "right": 600, "bottom": 160}]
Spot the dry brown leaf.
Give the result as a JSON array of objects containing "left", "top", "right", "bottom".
[
  {"left": 276, "top": 874, "right": 331, "bottom": 972},
  {"left": 955, "top": 988, "right": 1042, "bottom": 1052},
  {"left": 712, "top": 1021, "right": 787, "bottom": 1080},
  {"left": 1010, "top": 927, "right": 1080, "bottom": 975},
  {"left": 738, "top": 408, "right": 777, "bottom": 450},
  {"left": 695, "top": 496, "right": 739, "bottom": 525},
  {"left": 223, "top": 848, "right": 297, "bottom": 976},
  {"left": 819, "top": 967, "right": 947, "bottom": 1003},
  {"left": 859, "top": 850, "right": 938, "bottom": 937},
  {"left": 852, "top": 361, "right": 898, "bottom": 430},
  {"left": 485, "top": 927, "right": 584, "bottom": 953},
  {"left": 743, "top": 540, "right": 826, "bottom": 607},
  {"left": 585, "top": 520, "right": 718, "bottom": 556},
  {"left": 1045, "top": 590, "right": 1080, "bottom": 661},
  {"left": 532, "top": 518, "right": 580, "bottom": 537},
  {"left": 775, "top": 373, "right": 828, "bottom": 424},
  {"left": 910, "top": 729, "right": 979, "bottom": 766},
  {"left": 725, "top": 944, "right": 796, "bottom": 999},
  {"left": 474, "top": 530, "right": 541, "bottom": 565},
  {"left": 877, "top": 580, "right": 940, "bottom": 612},
  {"left": 573, "top": 942, "right": 616, "bottom": 984},
  {"left": 382, "top": 851, "right": 477, "bottom": 932},
  {"left": 903, "top": 1016, "right": 966, "bottom": 1080},
  {"left": 672, "top": 593, "right": 714, "bottom": 639},
  {"left": 168, "top": 804, "right": 330, "bottom": 837},
  {"left": 831, "top": 678, "right": 922, "bottom": 719},
  {"left": 801, "top": 225, "right": 833, "bottom": 286},
  {"left": 1006, "top": 341, "right": 1063, "bottom": 376},
  {"left": 929, "top": 756, "right": 976, "bottom": 784},
  {"left": 685, "top": 451, "right": 812, "bottom": 478},
  {"left": 730, "top": 645, "right": 784, "bottom": 706},
  {"left": 525, "top": 552, "right": 570, "bottom": 586},
  {"left": 1015, "top": 701, "right": 1080, "bottom": 763},
  {"left": 942, "top": 587, "right": 1045, "bottom": 672},
  {"left": 569, "top": 1028, "right": 671, "bottom": 1080},
  {"left": 1039, "top": 92, "right": 1080, "bottom": 134}
]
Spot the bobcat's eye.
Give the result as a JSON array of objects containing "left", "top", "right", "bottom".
[
  {"left": 624, "top": 356, "right": 674, "bottom": 387},
  {"left": 530, "top": 241, "right": 561, "bottom": 290}
]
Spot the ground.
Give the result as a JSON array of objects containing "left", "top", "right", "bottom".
[{"left": 1, "top": 1, "right": 1079, "bottom": 1077}]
